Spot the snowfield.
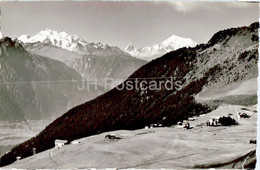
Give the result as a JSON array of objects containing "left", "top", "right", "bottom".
[{"left": 4, "top": 105, "right": 256, "bottom": 169}]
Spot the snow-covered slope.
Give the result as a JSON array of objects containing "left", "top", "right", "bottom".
[{"left": 125, "top": 35, "right": 197, "bottom": 61}]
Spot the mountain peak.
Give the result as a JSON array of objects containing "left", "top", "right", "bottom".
[
  {"left": 0, "top": 37, "right": 24, "bottom": 50},
  {"left": 0, "top": 37, "right": 25, "bottom": 57},
  {"left": 19, "top": 29, "right": 78, "bottom": 44},
  {"left": 161, "top": 34, "right": 196, "bottom": 47},
  {"left": 39, "top": 29, "right": 74, "bottom": 39},
  {"left": 125, "top": 34, "right": 197, "bottom": 61},
  {"left": 18, "top": 30, "right": 129, "bottom": 56},
  {"left": 125, "top": 43, "right": 135, "bottom": 51},
  {"left": 18, "top": 29, "right": 87, "bottom": 52}
]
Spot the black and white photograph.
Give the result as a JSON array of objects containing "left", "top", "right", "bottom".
[{"left": 0, "top": 1, "right": 258, "bottom": 169}]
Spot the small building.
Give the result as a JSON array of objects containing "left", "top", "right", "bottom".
[
  {"left": 207, "top": 116, "right": 220, "bottom": 126},
  {"left": 16, "top": 156, "right": 21, "bottom": 161},
  {"left": 183, "top": 122, "right": 190, "bottom": 129},
  {"left": 32, "top": 147, "right": 36, "bottom": 155},
  {"left": 177, "top": 121, "right": 191, "bottom": 129},
  {"left": 177, "top": 121, "right": 184, "bottom": 128},
  {"left": 188, "top": 117, "right": 198, "bottom": 121},
  {"left": 55, "top": 139, "right": 68, "bottom": 148},
  {"left": 71, "top": 140, "right": 80, "bottom": 145},
  {"left": 105, "top": 134, "right": 122, "bottom": 141},
  {"left": 177, "top": 121, "right": 182, "bottom": 125},
  {"left": 149, "top": 124, "right": 163, "bottom": 128}
]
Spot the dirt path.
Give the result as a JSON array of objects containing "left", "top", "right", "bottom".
[{"left": 49, "top": 148, "right": 58, "bottom": 165}]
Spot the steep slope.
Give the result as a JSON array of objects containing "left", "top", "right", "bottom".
[
  {"left": 19, "top": 29, "right": 147, "bottom": 87},
  {"left": 0, "top": 37, "right": 106, "bottom": 156},
  {"left": 0, "top": 37, "right": 105, "bottom": 121},
  {"left": 0, "top": 22, "right": 258, "bottom": 167},
  {"left": 125, "top": 35, "right": 197, "bottom": 61}
]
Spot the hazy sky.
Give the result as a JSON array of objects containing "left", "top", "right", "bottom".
[{"left": 2, "top": 1, "right": 259, "bottom": 48}]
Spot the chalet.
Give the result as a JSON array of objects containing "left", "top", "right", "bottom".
[
  {"left": 188, "top": 117, "right": 199, "bottom": 121},
  {"left": 177, "top": 121, "right": 183, "bottom": 126},
  {"left": 71, "top": 140, "right": 80, "bottom": 144},
  {"left": 55, "top": 139, "right": 68, "bottom": 148},
  {"left": 177, "top": 121, "right": 191, "bottom": 129},
  {"left": 183, "top": 122, "right": 190, "bottom": 129},
  {"left": 105, "top": 134, "right": 122, "bottom": 141},
  {"left": 239, "top": 109, "right": 253, "bottom": 118},
  {"left": 149, "top": 124, "right": 163, "bottom": 128},
  {"left": 207, "top": 116, "right": 220, "bottom": 126},
  {"left": 177, "top": 121, "right": 184, "bottom": 128}
]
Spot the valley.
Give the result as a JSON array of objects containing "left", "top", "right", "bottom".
[{"left": 0, "top": 119, "right": 52, "bottom": 157}]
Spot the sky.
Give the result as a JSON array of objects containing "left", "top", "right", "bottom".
[{"left": 1, "top": 1, "right": 259, "bottom": 49}]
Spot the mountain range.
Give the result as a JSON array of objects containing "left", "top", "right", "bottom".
[
  {"left": 0, "top": 37, "right": 105, "bottom": 121},
  {"left": 0, "top": 30, "right": 147, "bottom": 156},
  {"left": 18, "top": 29, "right": 147, "bottom": 87},
  {"left": 1, "top": 22, "right": 258, "bottom": 167},
  {"left": 0, "top": 37, "right": 109, "bottom": 156},
  {"left": 125, "top": 35, "right": 197, "bottom": 61}
]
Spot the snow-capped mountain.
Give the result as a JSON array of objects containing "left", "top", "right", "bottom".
[
  {"left": 18, "top": 29, "right": 81, "bottom": 51},
  {"left": 125, "top": 35, "right": 197, "bottom": 61},
  {"left": 18, "top": 29, "right": 126, "bottom": 56},
  {"left": 18, "top": 29, "right": 147, "bottom": 88}
]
